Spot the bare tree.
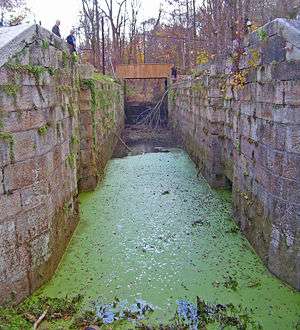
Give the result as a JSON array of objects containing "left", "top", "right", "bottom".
[
  {"left": 81, "top": 0, "right": 102, "bottom": 69},
  {"left": 0, "top": 0, "right": 26, "bottom": 25},
  {"left": 100, "top": 0, "right": 128, "bottom": 66}
]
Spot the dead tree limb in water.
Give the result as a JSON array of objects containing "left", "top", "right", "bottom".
[{"left": 136, "top": 81, "right": 187, "bottom": 129}]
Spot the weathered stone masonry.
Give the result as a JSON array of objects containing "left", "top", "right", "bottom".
[
  {"left": 170, "top": 18, "right": 300, "bottom": 290},
  {"left": 0, "top": 25, "right": 124, "bottom": 304}
]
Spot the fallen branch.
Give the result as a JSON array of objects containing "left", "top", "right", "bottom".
[
  {"left": 33, "top": 308, "right": 49, "bottom": 330},
  {"left": 114, "top": 132, "right": 132, "bottom": 152},
  {"left": 136, "top": 80, "right": 188, "bottom": 129}
]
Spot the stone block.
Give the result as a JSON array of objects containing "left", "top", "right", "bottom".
[
  {"left": 234, "top": 83, "right": 253, "bottom": 102},
  {"left": 256, "top": 65, "right": 272, "bottom": 83},
  {"left": 256, "top": 120, "right": 273, "bottom": 146},
  {"left": 271, "top": 61, "right": 300, "bottom": 81},
  {"left": 285, "top": 179, "right": 300, "bottom": 205},
  {"left": 0, "top": 221, "right": 16, "bottom": 254},
  {"left": 36, "top": 151, "right": 55, "bottom": 180},
  {"left": 13, "top": 130, "right": 37, "bottom": 162},
  {"left": 61, "top": 139, "right": 70, "bottom": 162},
  {"left": 261, "top": 35, "right": 286, "bottom": 65},
  {"left": 52, "top": 145, "right": 63, "bottom": 169},
  {"left": 266, "top": 149, "right": 284, "bottom": 176},
  {"left": 0, "top": 245, "right": 29, "bottom": 282},
  {"left": 241, "top": 136, "right": 257, "bottom": 161},
  {"left": 0, "top": 141, "right": 10, "bottom": 167},
  {"left": 20, "top": 179, "right": 50, "bottom": 210},
  {"left": 272, "top": 123, "right": 287, "bottom": 151},
  {"left": 16, "top": 86, "right": 44, "bottom": 110},
  {"left": 78, "top": 63, "right": 95, "bottom": 80},
  {"left": 284, "top": 81, "right": 300, "bottom": 106},
  {"left": 286, "top": 126, "right": 300, "bottom": 154},
  {"left": 286, "top": 43, "right": 300, "bottom": 62},
  {"left": 0, "top": 192, "right": 22, "bottom": 221},
  {"left": 273, "top": 105, "right": 300, "bottom": 124},
  {"left": 0, "top": 90, "right": 21, "bottom": 112},
  {"left": 283, "top": 153, "right": 300, "bottom": 180},
  {"left": 240, "top": 102, "right": 255, "bottom": 117},
  {"left": 3, "top": 110, "right": 46, "bottom": 133},
  {"left": 0, "top": 171, "right": 3, "bottom": 195},
  {"left": 15, "top": 204, "right": 50, "bottom": 244},
  {"left": 4, "top": 159, "right": 36, "bottom": 191},
  {"left": 36, "top": 127, "right": 57, "bottom": 155},
  {"left": 0, "top": 68, "right": 10, "bottom": 84},
  {"left": 256, "top": 82, "right": 284, "bottom": 104},
  {"left": 16, "top": 85, "right": 58, "bottom": 111},
  {"left": 30, "top": 232, "right": 50, "bottom": 269},
  {"left": 208, "top": 87, "right": 222, "bottom": 98},
  {"left": 255, "top": 164, "right": 271, "bottom": 190}
]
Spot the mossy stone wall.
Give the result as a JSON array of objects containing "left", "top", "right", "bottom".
[
  {"left": 0, "top": 26, "right": 124, "bottom": 305},
  {"left": 169, "top": 18, "right": 300, "bottom": 290}
]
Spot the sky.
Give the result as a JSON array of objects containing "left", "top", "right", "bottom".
[{"left": 26, "top": 0, "right": 164, "bottom": 37}]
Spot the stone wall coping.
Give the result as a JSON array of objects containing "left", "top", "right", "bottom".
[
  {"left": 0, "top": 24, "right": 69, "bottom": 68},
  {"left": 262, "top": 18, "right": 300, "bottom": 48}
]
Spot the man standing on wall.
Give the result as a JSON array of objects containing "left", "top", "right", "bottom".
[{"left": 52, "top": 20, "right": 61, "bottom": 38}]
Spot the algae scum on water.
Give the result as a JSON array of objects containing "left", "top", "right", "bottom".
[{"left": 2, "top": 149, "right": 299, "bottom": 329}]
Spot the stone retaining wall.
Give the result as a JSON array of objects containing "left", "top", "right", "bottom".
[
  {"left": 79, "top": 65, "right": 124, "bottom": 191},
  {"left": 0, "top": 25, "right": 124, "bottom": 304},
  {"left": 170, "top": 18, "right": 300, "bottom": 290}
]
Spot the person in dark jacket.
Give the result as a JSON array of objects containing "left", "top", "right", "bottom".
[
  {"left": 171, "top": 66, "right": 177, "bottom": 80},
  {"left": 52, "top": 20, "right": 61, "bottom": 37},
  {"left": 66, "top": 29, "right": 76, "bottom": 53}
]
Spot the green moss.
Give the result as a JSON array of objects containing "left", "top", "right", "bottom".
[
  {"left": 6, "top": 63, "right": 47, "bottom": 83},
  {"left": 93, "top": 72, "right": 115, "bottom": 83},
  {"left": 223, "top": 276, "right": 239, "bottom": 291},
  {"left": 70, "top": 134, "right": 79, "bottom": 147},
  {"left": 0, "top": 108, "right": 5, "bottom": 130},
  {"left": 191, "top": 81, "right": 206, "bottom": 94},
  {"left": 0, "top": 295, "right": 83, "bottom": 329},
  {"left": 0, "top": 132, "right": 15, "bottom": 161},
  {"left": 38, "top": 125, "right": 49, "bottom": 136},
  {"left": 67, "top": 103, "right": 76, "bottom": 117},
  {"left": 0, "top": 131, "right": 13, "bottom": 142},
  {"left": 66, "top": 152, "right": 77, "bottom": 169},
  {"left": 243, "top": 170, "right": 249, "bottom": 177},
  {"left": 81, "top": 78, "right": 121, "bottom": 153},
  {"left": 47, "top": 67, "right": 59, "bottom": 77},
  {"left": 71, "top": 52, "right": 78, "bottom": 64},
  {"left": 41, "top": 39, "right": 49, "bottom": 49},
  {"left": 0, "top": 84, "right": 20, "bottom": 97},
  {"left": 248, "top": 48, "right": 261, "bottom": 68},
  {"left": 257, "top": 28, "right": 268, "bottom": 42},
  {"left": 0, "top": 307, "right": 31, "bottom": 330},
  {"left": 62, "top": 51, "right": 69, "bottom": 67},
  {"left": 169, "top": 88, "right": 178, "bottom": 105},
  {"left": 56, "top": 85, "right": 73, "bottom": 94}
]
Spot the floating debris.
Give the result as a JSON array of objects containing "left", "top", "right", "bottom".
[
  {"left": 176, "top": 298, "right": 263, "bottom": 329},
  {"left": 224, "top": 277, "right": 239, "bottom": 291},
  {"left": 191, "top": 220, "right": 203, "bottom": 227},
  {"left": 94, "top": 298, "right": 154, "bottom": 325}
]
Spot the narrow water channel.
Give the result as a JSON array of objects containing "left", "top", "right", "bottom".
[{"left": 34, "top": 129, "right": 300, "bottom": 329}]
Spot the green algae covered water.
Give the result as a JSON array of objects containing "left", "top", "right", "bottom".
[{"left": 36, "top": 149, "right": 300, "bottom": 328}]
